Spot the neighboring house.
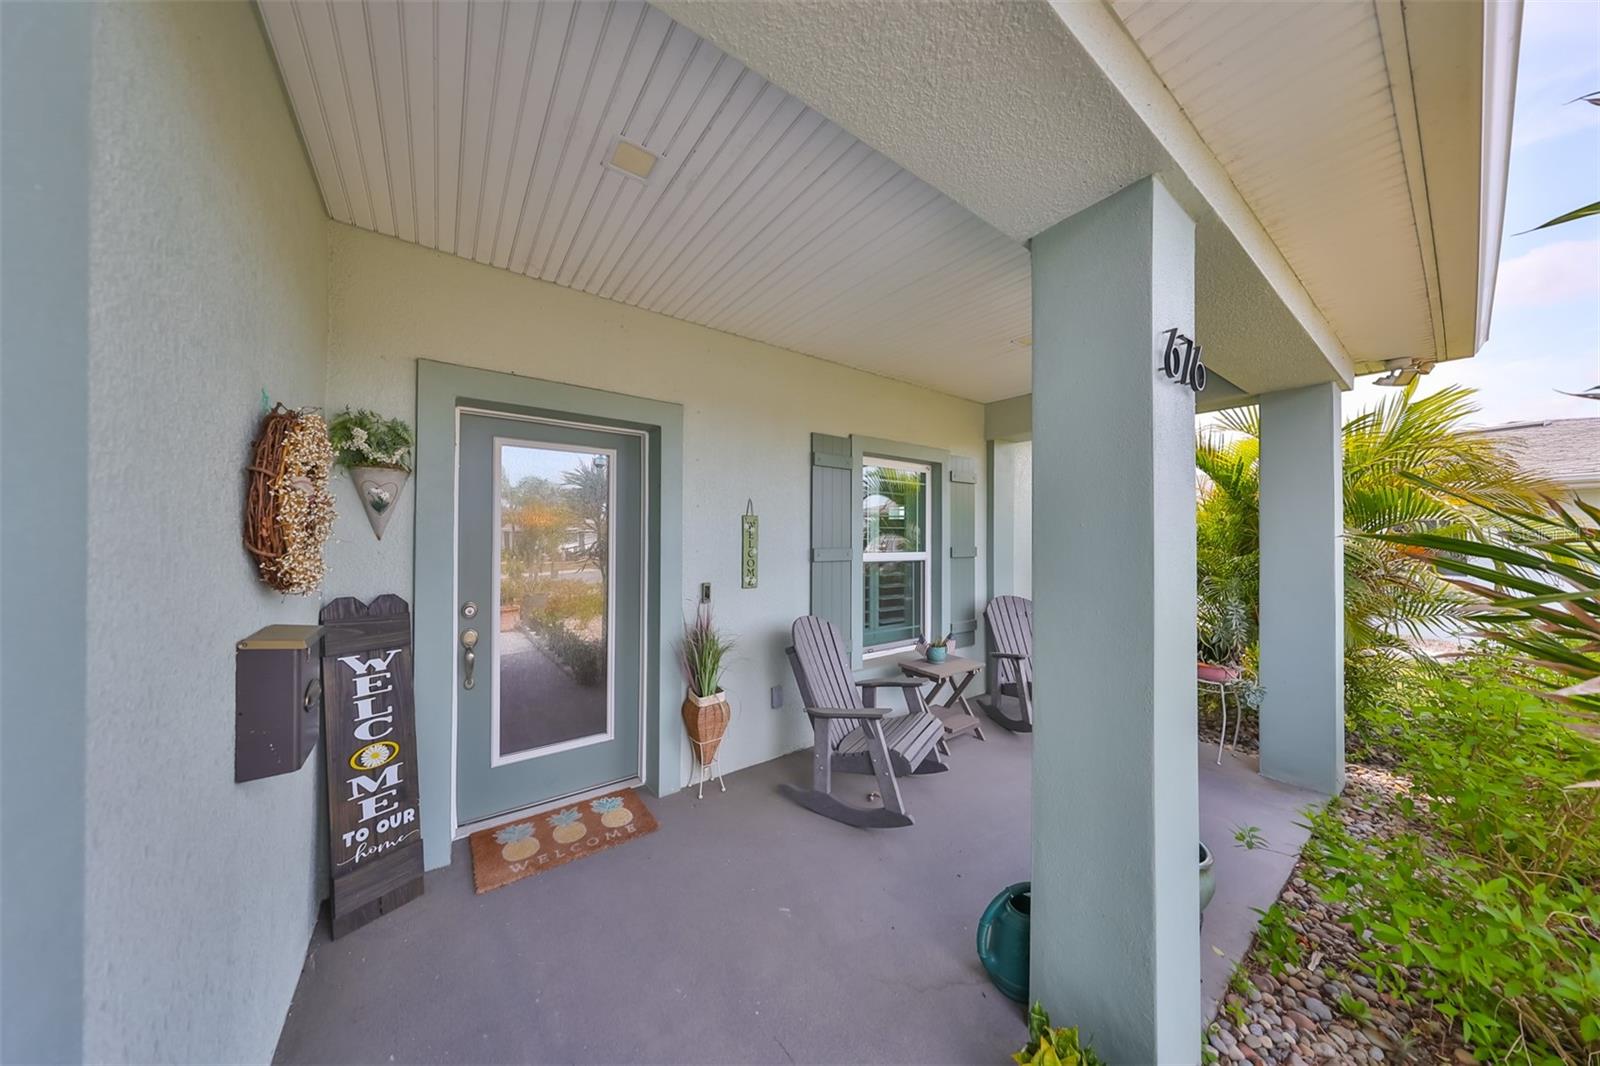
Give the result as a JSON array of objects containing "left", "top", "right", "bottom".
[
  {"left": 1476, "top": 417, "right": 1600, "bottom": 508},
  {"left": 0, "top": 2, "right": 1517, "bottom": 1063}
]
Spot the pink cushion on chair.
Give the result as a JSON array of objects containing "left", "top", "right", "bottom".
[{"left": 1196, "top": 662, "right": 1241, "bottom": 684}]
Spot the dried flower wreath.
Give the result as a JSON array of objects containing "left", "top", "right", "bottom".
[{"left": 244, "top": 405, "right": 337, "bottom": 595}]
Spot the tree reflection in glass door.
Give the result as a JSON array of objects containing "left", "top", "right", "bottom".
[{"left": 495, "top": 442, "right": 613, "bottom": 759}]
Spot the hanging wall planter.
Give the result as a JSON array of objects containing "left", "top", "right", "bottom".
[
  {"left": 328, "top": 407, "right": 414, "bottom": 541},
  {"left": 349, "top": 465, "right": 410, "bottom": 540}
]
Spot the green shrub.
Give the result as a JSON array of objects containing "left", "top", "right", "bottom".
[
  {"left": 529, "top": 622, "right": 605, "bottom": 687},
  {"left": 524, "top": 578, "right": 604, "bottom": 629},
  {"left": 1304, "top": 653, "right": 1600, "bottom": 1062},
  {"left": 1014, "top": 1003, "right": 1104, "bottom": 1066}
]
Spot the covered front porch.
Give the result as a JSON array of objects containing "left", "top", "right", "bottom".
[
  {"left": 274, "top": 736, "right": 1318, "bottom": 1063},
  {"left": 0, "top": 1, "right": 1513, "bottom": 1062}
]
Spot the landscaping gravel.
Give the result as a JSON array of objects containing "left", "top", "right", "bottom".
[{"left": 1206, "top": 766, "right": 1475, "bottom": 1065}]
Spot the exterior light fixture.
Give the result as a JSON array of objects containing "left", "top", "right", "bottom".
[
  {"left": 1373, "top": 358, "right": 1434, "bottom": 386},
  {"left": 607, "top": 138, "right": 657, "bottom": 181}
]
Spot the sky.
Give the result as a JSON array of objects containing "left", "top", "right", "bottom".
[
  {"left": 1342, "top": 0, "right": 1600, "bottom": 428},
  {"left": 502, "top": 443, "right": 605, "bottom": 488}
]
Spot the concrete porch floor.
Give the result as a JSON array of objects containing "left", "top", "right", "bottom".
[{"left": 274, "top": 731, "right": 1322, "bottom": 1065}]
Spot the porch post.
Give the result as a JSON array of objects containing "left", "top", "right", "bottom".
[
  {"left": 988, "top": 441, "right": 1023, "bottom": 599},
  {"left": 1, "top": 4, "right": 91, "bottom": 1059},
  {"left": 1258, "top": 383, "right": 1345, "bottom": 795},
  {"left": 1029, "top": 177, "right": 1200, "bottom": 1062}
]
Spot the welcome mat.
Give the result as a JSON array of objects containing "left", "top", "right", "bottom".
[{"left": 469, "top": 789, "right": 658, "bottom": 894}]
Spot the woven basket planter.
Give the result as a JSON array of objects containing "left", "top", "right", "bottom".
[{"left": 681, "top": 690, "right": 731, "bottom": 768}]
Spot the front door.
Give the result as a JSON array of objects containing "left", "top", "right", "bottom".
[{"left": 455, "top": 412, "right": 644, "bottom": 828}]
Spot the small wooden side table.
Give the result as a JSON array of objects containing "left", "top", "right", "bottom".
[{"left": 899, "top": 654, "right": 987, "bottom": 744}]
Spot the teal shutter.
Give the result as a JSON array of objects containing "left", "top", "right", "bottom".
[
  {"left": 948, "top": 455, "right": 979, "bottom": 650},
  {"left": 810, "top": 434, "right": 855, "bottom": 654}
]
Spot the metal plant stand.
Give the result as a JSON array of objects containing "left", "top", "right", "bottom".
[{"left": 689, "top": 719, "right": 729, "bottom": 799}]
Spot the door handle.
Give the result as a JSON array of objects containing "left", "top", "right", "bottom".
[{"left": 460, "top": 628, "right": 479, "bottom": 690}]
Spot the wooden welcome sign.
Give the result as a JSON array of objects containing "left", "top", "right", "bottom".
[{"left": 319, "top": 594, "right": 424, "bottom": 937}]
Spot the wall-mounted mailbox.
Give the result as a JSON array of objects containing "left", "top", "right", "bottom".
[{"left": 235, "top": 624, "right": 323, "bottom": 783}]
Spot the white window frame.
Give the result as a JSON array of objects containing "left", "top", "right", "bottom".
[{"left": 861, "top": 456, "right": 933, "bottom": 658}]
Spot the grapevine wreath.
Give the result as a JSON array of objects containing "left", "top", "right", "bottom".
[{"left": 244, "top": 404, "right": 336, "bottom": 595}]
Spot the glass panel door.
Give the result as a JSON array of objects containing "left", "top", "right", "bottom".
[{"left": 456, "top": 413, "right": 643, "bottom": 827}]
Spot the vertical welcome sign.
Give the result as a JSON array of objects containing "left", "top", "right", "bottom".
[{"left": 320, "top": 594, "right": 424, "bottom": 938}]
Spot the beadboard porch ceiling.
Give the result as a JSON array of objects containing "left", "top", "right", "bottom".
[
  {"left": 259, "top": 0, "right": 1512, "bottom": 404},
  {"left": 258, "top": 0, "right": 1032, "bottom": 403}
]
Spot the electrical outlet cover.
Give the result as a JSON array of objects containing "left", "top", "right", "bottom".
[{"left": 770, "top": 685, "right": 783, "bottom": 709}]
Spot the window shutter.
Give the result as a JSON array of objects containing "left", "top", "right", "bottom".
[
  {"left": 810, "top": 434, "right": 855, "bottom": 653},
  {"left": 948, "top": 455, "right": 979, "bottom": 649}
]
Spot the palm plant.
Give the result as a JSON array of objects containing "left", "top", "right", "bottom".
[
  {"left": 1196, "top": 383, "right": 1552, "bottom": 663},
  {"left": 1195, "top": 430, "right": 1259, "bottom": 663},
  {"left": 1377, "top": 488, "right": 1600, "bottom": 728},
  {"left": 561, "top": 459, "right": 610, "bottom": 584},
  {"left": 1528, "top": 90, "right": 1598, "bottom": 232}
]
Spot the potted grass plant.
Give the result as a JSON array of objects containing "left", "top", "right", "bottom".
[
  {"left": 680, "top": 603, "right": 735, "bottom": 773},
  {"left": 918, "top": 631, "right": 955, "bottom": 664}
]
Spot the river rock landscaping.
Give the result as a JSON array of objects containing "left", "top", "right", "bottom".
[{"left": 1205, "top": 766, "right": 1475, "bottom": 1066}]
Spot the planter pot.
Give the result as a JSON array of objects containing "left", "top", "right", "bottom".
[
  {"left": 925, "top": 645, "right": 949, "bottom": 664},
  {"left": 1197, "top": 661, "right": 1241, "bottom": 684},
  {"left": 977, "top": 882, "right": 1031, "bottom": 1003},
  {"left": 681, "top": 689, "right": 731, "bottom": 768},
  {"left": 1199, "top": 841, "right": 1217, "bottom": 914},
  {"left": 350, "top": 465, "right": 409, "bottom": 540},
  {"left": 500, "top": 603, "right": 520, "bottom": 632}
]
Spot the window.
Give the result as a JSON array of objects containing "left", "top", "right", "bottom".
[{"left": 862, "top": 458, "right": 931, "bottom": 653}]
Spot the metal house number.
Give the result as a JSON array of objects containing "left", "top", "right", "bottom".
[{"left": 1158, "top": 327, "right": 1207, "bottom": 393}]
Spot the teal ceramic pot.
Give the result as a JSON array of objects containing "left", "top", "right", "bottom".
[
  {"left": 926, "top": 645, "right": 948, "bottom": 664},
  {"left": 1199, "top": 842, "right": 1216, "bottom": 914},
  {"left": 977, "top": 881, "right": 1031, "bottom": 1003}
]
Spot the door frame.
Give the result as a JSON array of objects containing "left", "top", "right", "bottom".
[{"left": 415, "top": 360, "right": 684, "bottom": 871}]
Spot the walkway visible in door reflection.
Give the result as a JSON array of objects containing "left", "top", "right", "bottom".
[{"left": 497, "top": 628, "right": 607, "bottom": 756}]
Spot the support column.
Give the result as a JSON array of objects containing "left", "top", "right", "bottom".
[
  {"left": 1258, "top": 384, "right": 1345, "bottom": 795},
  {"left": 1, "top": 4, "right": 91, "bottom": 1061},
  {"left": 1030, "top": 177, "right": 1200, "bottom": 1063},
  {"left": 988, "top": 440, "right": 1031, "bottom": 599}
]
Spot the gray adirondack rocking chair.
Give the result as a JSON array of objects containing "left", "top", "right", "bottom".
[
  {"left": 980, "top": 595, "right": 1033, "bottom": 732},
  {"left": 780, "top": 616, "right": 948, "bottom": 828}
]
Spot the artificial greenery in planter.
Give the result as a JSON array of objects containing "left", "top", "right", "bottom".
[
  {"left": 328, "top": 408, "right": 414, "bottom": 540},
  {"left": 680, "top": 604, "right": 735, "bottom": 777}
]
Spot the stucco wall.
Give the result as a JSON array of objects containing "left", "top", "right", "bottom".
[
  {"left": 323, "top": 225, "right": 986, "bottom": 787},
  {"left": 84, "top": 4, "right": 329, "bottom": 1061}
]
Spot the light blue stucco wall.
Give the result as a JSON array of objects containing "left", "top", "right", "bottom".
[
  {"left": 81, "top": 4, "right": 330, "bottom": 1061},
  {"left": 320, "top": 225, "right": 987, "bottom": 825}
]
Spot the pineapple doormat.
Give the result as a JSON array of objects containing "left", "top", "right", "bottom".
[{"left": 468, "top": 789, "right": 658, "bottom": 894}]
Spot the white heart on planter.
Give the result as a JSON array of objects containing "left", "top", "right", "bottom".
[{"left": 351, "top": 466, "right": 409, "bottom": 539}]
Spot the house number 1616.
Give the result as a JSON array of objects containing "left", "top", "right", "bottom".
[{"left": 1158, "top": 327, "right": 1207, "bottom": 393}]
